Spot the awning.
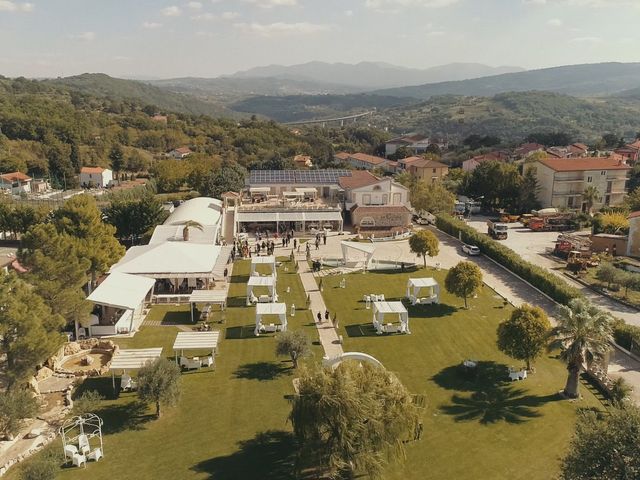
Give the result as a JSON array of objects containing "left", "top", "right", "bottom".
[
  {"left": 173, "top": 331, "right": 220, "bottom": 352},
  {"left": 256, "top": 303, "right": 287, "bottom": 315},
  {"left": 283, "top": 191, "right": 304, "bottom": 197},
  {"left": 189, "top": 289, "right": 228, "bottom": 305},
  {"left": 250, "top": 187, "right": 271, "bottom": 193},
  {"left": 295, "top": 188, "right": 318, "bottom": 194},
  {"left": 248, "top": 276, "right": 275, "bottom": 287},
  {"left": 87, "top": 272, "right": 155, "bottom": 310},
  {"left": 236, "top": 210, "right": 343, "bottom": 224},
  {"left": 110, "top": 348, "right": 163, "bottom": 370},
  {"left": 407, "top": 278, "right": 438, "bottom": 288},
  {"left": 373, "top": 301, "right": 408, "bottom": 314}
]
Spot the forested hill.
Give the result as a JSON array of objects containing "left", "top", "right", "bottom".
[
  {"left": 373, "top": 62, "right": 640, "bottom": 99},
  {"left": 46, "top": 73, "right": 237, "bottom": 118},
  {"left": 373, "top": 91, "right": 640, "bottom": 143}
]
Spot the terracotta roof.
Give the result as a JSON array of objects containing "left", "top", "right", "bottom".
[
  {"left": 515, "top": 143, "right": 544, "bottom": 155},
  {"left": 351, "top": 205, "right": 411, "bottom": 215},
  {"left": 349, "top": 153, "right": 387, "bottom": 166},
  {"left": 0, "top": 172, "right": 31, "bottom": 182},
  {"left": 408, "top": 158, "right": 448, "bottom": 169},
  {"left": 221, "top": 191, "right": 241, "bottom": 197},
  {"left": 537, "top": 157, "right": 631, "bottom": 172},
  {"left": 629, "top": 140, "right": 640, "bottom": 150},
  {"left": 338, "top": 170, "right": 381, "bottom": 190},
  {"left": 629, "top": 211, "right": 640, "bottom": 219},
  {"left": 173, "top": 147, "right": 193, "bottom": 154},
  {"left": 572, "top": 143, "right": 588, "bottom": 151},
  {"left": 399, "top": 156, "right": 423, "bottom": 165},
  {"left": 80, "top": 166, "right": 106, "bottom": 174},
  {"left": 334, "top": 152, "right": 351, "bottom": 160}
]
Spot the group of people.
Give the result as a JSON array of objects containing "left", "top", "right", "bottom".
[
  {"left": 231, "top": 238, "right": 251, "bottom": 261},
  {"left": 314, "top": 231, "right": 327, "bottom": 250},
  {"left": 255, "top": 240, "right": 276, "bottom": 256}
]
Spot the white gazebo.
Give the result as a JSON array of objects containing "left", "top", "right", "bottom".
[
  {"left": 251, "top": 255, "right": 276, "bottom": 276},
  {"left": 372, "top": 301, "right": 410, "bottom": 334},
  {"left": 341, "top": 241, "right": 375, "bottom": 269},
  {"left": 188, "top": 289, "right": 228, "bottom": 323},
  {"left": 172, "top": 331, "right": 220, "bottom": 360},
  {"left": 109, "top": 348, "right": 163, "bottom": 392},
  {"left": 247, "top": 275, "right": 277, "bottom": 305},
  {"left": 406, "top": 278, "right": 440, "bottom": 305},
  {"left": 255, "top": 302, "right": 287, "bottom": 335}
]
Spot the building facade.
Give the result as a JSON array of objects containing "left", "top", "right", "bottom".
[{"left": 80, "top": 167, "right": 113, "bottom": 188}]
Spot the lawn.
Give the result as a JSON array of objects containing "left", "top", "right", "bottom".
[
  {"left": 12, "top": 257, "right": 320, "bottom": 480},
  {"left": 319, "top": 267, "right": 604, "bottom": 480}
]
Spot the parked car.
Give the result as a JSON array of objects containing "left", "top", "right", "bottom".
[
  {"left": 413, "top": 212, "right": 436, "bottom": 225},
  {"left": 462, "top": 244, "right": 481, "bottom": 256}
]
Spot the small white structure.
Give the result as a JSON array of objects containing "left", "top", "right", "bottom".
[
  {"left": 406, "top": 278, "right": 440, "bottom": 305},
  {"left": 80, "top": 167, "right": 113, "bottom": 188},
  {"left": 246, "top": 275, "right": 277, "bottom": 305},
  {"left": 255, "top": 302, "right": 287, "bottom": 335},
  {"left": 60, "top": 414, "right": 104, "bottom": 468},
  {"left": 109, "top": 348, "right": 163, "bottom": 392},
  {"left": 322, "top": 352, "right": 385, "bottom": 370},
  {"left": 189, "top": 289, "right": 227, "bottom": 323},
  {"left": 251, "top": 255, "right": 277, "bottom": 276},
  {"left": 341, "top": 241, "right": 375, "bottom": 269},
  {"left": 372, "top": 301, "right": 410, "bottom": 334},
  {"left": 173, "top": 331, "right": 219, "bottom": 369}
]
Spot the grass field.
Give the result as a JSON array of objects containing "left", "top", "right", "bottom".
[{"left": 319, "top": 267, "right": 604, "bottom": 480}]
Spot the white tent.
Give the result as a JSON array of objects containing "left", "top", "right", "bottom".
[
  {"left": 109, "top": 348, "right": 163, "bottom": 391},
  {"left": 247, "top": 275, "right": 277, "bottom": 305},
  {"left": 406, "top": 278, "right": 440, "bottom": 305},
  {"left": 255, "top": 302, "right": 287, "bottom": 335},
  {"left": 149, "top": 224, "right": 219, "bottom": 245},
  {"left": 172, "top": 331, "right": 220, "bottom": 359},
  {"left": 189, "top": 289, "right": 228, "bottom": 323},
  {"left": 251, "top": 256, "right": 276, "bottom": 276},
  {"left": 372, "top": 301, "right": 410, "bottom": 334},
  {"left": 341, "top": 241, "right": 375, "bottom": 269},
  {"left": 88, "top": 273, "right": 155, "bottom": 310},
  {"left": 164, "top": 197, "right": 223, "bottom": 227}
]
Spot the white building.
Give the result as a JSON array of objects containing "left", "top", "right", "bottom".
[
  {"left": 169, "top": 147, "right": 193, "bottom": 159},
  {"left": 80, "top": 167, "right": 113, "bottom": 188},
  {"left": 0, "top": 172, "right": 32, "bottom": 194},
  {"left": 628, "top": 211, "right": 640, "bottom": 259}
]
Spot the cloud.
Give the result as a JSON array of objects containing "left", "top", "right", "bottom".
[
  {"left": 142, "top": 21, "right": 163, "bottom": 28},
  {"left": 113, "top": 56, "right": 132, "bottom": 62},
  {"left": 345, "top": 9, "right": 354, "bottom": 16},
  {"left": 427, "top": 30, "right": 445, "bottom": 36},
  {"left": 547, "top": 17, "right": 563, "bottom": 26},
  {"left": 188, "top": 1, "right": 202, "bottom": 8},
  {"left": 192, "top": 12, "right": 216, "bottom": 20},
  {"left": 161, "top": 5, "right": 182, "bottom": 16},
  {"left": 0, "top": 1, "right": 34, "bottom": 12},
  {"left": 524, "top": 0, "right": 637, "bottom": 6},
  {"left": 69, "top": 31, "right": 96, "bottom": 41},
  {"left": 234, "top": 22, "right": 330, "bottom": 36},
  {"left": 365, "top": 0, "right": 458, "bottom": 8},
  {"left": 569, "top": 36, "right": 602, "bottom": 43},
  {"left": 243, "top": 0, "right": 298, "bottom": 8},
  {"left": 221, "top": 11, "right": 240, "bottom": 19}
]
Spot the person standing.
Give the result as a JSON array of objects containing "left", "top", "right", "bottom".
[
  {"left": 317, "top": 311, "right": 322, "bottom": 323},
  {"left": 324, "top": 310, "right": 329, "bottom": 321}
]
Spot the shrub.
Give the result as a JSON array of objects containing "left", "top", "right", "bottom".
[{"left": 612, "top": 319, "right": 640, "bottom": 351}]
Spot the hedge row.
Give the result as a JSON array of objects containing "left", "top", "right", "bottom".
[
  {"left": 435, "top": 214, "right": 582, "bottom": 305},
  {"left": 612, "top": 319, "right": 640, "bottom": 352}
]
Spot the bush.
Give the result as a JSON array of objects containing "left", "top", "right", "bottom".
[
  {"left": 436, "top": 214, "right": 582, "bottom": 305},
  {"left": 612, "top": 318, "right": 640, "bottom": 351},
  {"left": 20, "top": 449, "right": 59, "bottom": 480}
]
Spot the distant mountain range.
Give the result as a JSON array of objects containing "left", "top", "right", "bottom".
[{"left": 373, "top": 62, "right": 640, "bottom": 99}]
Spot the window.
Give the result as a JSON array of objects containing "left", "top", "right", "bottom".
[
  {"left": 433, "top": 168, "right": 437, "bottom": 174},
  {"left": 373, "top": 185, "right": 381, "bottom": 191},
  {"left": 587, "top": 176, "right": 593, "bottom": 183},
  {"left": 601, "top": 170, "right": 606, "bottom": 175},
  {"left": 362, "top": 194, "right": 371, "bottom": 205},
  {"left": 567, "top": 197, "right": 574, "bottom": 207},
  {"left": 605, "top": 195, "right": 611, "bottom": 206}
]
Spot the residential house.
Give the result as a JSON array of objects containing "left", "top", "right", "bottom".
[
  {"left": 0, "top": 172, "right": 32, "bottom": 194},
  {"left": 614, "top": 140, "right": 640, "bottom": 164},
  {"left": 385, "top": 134, "right": 448, "bottom": 157},
  {"left": 293, "top": 154, "right": 313, "bottom": 168},
  {"left": 532, "top": 157, "right": 631, "bottom": 210},
  {"left": 151, "top": 115, "right": 168, "bottom": 124},
  {"left": 514, "top": 143, "right": 545, "bottom": 159},
  {"left": 404, "top": 158, "right": 449, "bottom": 185},
  {"left": 628, "top": 211, "right": 640, "bottom": 258},
  {"left": 80, "top": 167, "right": 113, "bottom": 188},
  {"left": 337, "top": 152, "right": 396, "bottom": 173},
  {"left": 568, "top": 143, "right": 589, "bottom": 157},
  {"left": 169, "top": 147, "right": 193, "bottom": 159},
  {"left": 462, "top": 152, "right": 507, "bottom": 172}
]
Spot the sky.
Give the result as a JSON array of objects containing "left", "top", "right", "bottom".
[{"left": 0, "top": 0, "right": 639, "bottom": 79}]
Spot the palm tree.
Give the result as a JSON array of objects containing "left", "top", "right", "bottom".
[
  {"left": 180, "top": 220, "right": 203, "bottom": 241},
  {"left": 582, "top": 185, "right": 601, "bottom": 214},
  {"left": 550, "top": 298, "right": 612, "bottom": 399}
]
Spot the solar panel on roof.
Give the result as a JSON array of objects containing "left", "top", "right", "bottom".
[{"left": 248, "top": 169, "right": 352, "bottom": 184}]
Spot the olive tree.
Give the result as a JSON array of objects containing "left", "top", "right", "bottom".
[
  {"left": 497, "top": 304, "right": 551, "bottom": 371},
  {"left": 409, "top": 230, "right": 439, "bottom": 268},
  {"left": 137, "top": 358, "right": 182, "bottom": 418},
  {"left": 275, "top": 330, "right": 311, "bottom": 368},
  {"left": 444, "top": 261, "right": 483, "bottom": 309}
]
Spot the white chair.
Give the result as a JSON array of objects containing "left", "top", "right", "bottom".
[
  {"left": 182, "top": 357, "right": 201, "bottom": 370},
  {"left": 87, "top": 448, "right": 102, "bottom": 462},
  {"left": 78, "top": 434, "right": 90, "bottom": 455},
  {"left": 72, "top": 453, "right": 86, "bottom": 468},
  {"left": 379, "top": 294, "right": 385, "bottom": 301},
  {"left": 64, "top": 444, "right": 78, "bottom": 461},
  {"left": 363, "top": 295, "right": 371, "bottom": 302},
  {"left": 121, "top": 374, "right": 133, "bottom": 392},
  {"left": 258, "top": 294, "right": 270, "bottom": 303},
  {"left": 201, "top": 356, "right": 214, "bottom": 368}
]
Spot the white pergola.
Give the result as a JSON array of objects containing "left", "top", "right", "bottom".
[
  {"left": 372, "top": 301, "right": 410, "bottom": 334},
  {"left": 172, "top": 331, "right": 220, "bottom": 360},
  {"left": 341, "top": 241, "right": 375, "bottom": 269},
  {"left": 109, "top": 348, "right": 163, "bottom": 391},
  {"left": 189, "top": 289, "right": 227, "bottom": 323},
  {"left": 255, "top": 302, "right": 287, "bottom": 335},
  {"left": 251, "top": 255, "right": 276, "bottom": 276},
  {"left": 406, "top": 278, "right": 440, "bottom": 305},
  {"left": 247, "top": 275, "right": 277, "bottom": 305}
]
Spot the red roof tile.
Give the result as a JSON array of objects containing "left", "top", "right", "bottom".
[
  {"left": 537, "top": 157, "right": 631, "bottom": 172},
  {"left": 629, "top": 211, "right": 640, "bottom": 219},
  {"left": 334, "top": 152, "right": 351, "bottom": 160},
  {"left": 0, "top": 172, "right": 31, "bottom": 182},
  {"left": 338, "top": 171, "right": 381, "bottom": 190},
  {"left": 81, "top": 166, "right": 106, "bottom": 174},
  {"left": 349, "top": 153, "right": 387, "bottom": 166}
]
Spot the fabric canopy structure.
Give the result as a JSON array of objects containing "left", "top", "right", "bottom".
[
  {"left": 341, "top": 241, "right": 376, "bottom": 269},
  {"left": 247, "top": 275, "right": 277, "bottom": 305},
  {"left": 110, "top": 242, "right": 222, "bottom": 279},
  {"left": 164, "top": 197, "right": 222, "bottom": 227},
  {"left": 173, "top": 331, "right": 220, "bottom": 358},
  {"left": 372, "top": 301, "right": 410, "bottom": 334},
  {"left": 406, "top": 278, "right": 440, "bottom": 305},
  {"left": 251, "top": 256, "right": 276, "bottom": 275},
  {"left": 110, "top": 347, "right": 163, "bottom": 390},
  {"left": 149, "top": 224, "right": 219, "bottom": 245},
  {"left": 255, "top": 302, "right": 287, "bottom": 336},
  {"left": 87, "top": 272, "right": 155, "bottom": 310},
  {"left": 189, "top": 289, "right": 228, "bottom": 323},
  {"left": 236, "top": 210, "right": 343, "bottom": 228}
]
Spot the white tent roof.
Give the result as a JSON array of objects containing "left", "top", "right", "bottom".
[
  {"left": 249, "top": 187, "right": 271, "bottom": 193},
  {"left": 295, "top": 187, "right": 318, "bottom": 194},
  {"left": 164, "top": 197, "right": 222, "bottom": 227},
  {"left": 149, "top": 224, "right": 219, "bottom": 245},
  {"left": 373, "top": 301, "right": 408, "bottom": 314},
  {"left": 252, "top": 256, "right": 276, "bottom": 265},
  {"left": 248, "top": 276, "right": 275, "bottom": 287},
  {"left": 172, "top": 331, "right": 220, "bottom": 352},
  {"left": 87, "top": 272, "right": 155, "bottom": 310},
  {"left": 110, "top": 348, "right": 163, "bottom": 370},
  {"left": 236, "top": 210, "right": 342, "bottom": 224},
  {"left": 256, "top": 303, "right": 287, "bottom": 315},
  {"left": 408, "top": 278, "right": 438, "bottom": 288},
  {"left": 110, "top": 243, "right": 222, "bottom": 278},
  {"left": 341, "top": 240, "right": 376, "bottom": 254},
  {"left": 189, "top": 289, "right": 227, "bottom": 305}
]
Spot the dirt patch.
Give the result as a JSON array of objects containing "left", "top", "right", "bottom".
[{"left": 61, "top": 352, "right": 111, "bottom": 373}]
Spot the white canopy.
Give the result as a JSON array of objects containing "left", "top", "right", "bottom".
[
  {"left": 255, "top": 302, "right": 287, "bottom": 335},
  {"left": 87, "top": 272, "right": 154, "bottom": 310},
  {"left": 372, "top": 301, "right": 410, "bottom": 334},
  {"left": 251, "top": 255, "right": 276, "bottom": 275},
  {"left": 189, "top": 289, "right": 228, "bottom": 323},
  {"left": 283, "top": 191, "right": 304, "bottom": 197},
  {"left": 164, "top": 197, "right": 223, "bottom": 227},
  {"left": 110, "top": 242, "right": 222, "bottom": 279},
  {"left": 295, "top": 187, "right": 317, "bottom": 194},
  {"left": 149, "top": 224, "right": 219, "bottom": 245},
  {"left": 236, "top": 210, "right": 343, "bottom": 225},
  {"left": 110, "top": 348, "right": 163, "bottom": 371},
  {"left": 249, "top": 187, "right": 271, "bottom": 193},
  {"left": 247, "top": 275, "right": 277, "bottom": 305},
  {"left": 341, "top": 241, "right": 376, "bottom": 269},
  {"left": 406, "top": 278, "right": 440, "bottom": 305},
  {"left": 173, "top": 331, "right": 220, "bottom": 357}
]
